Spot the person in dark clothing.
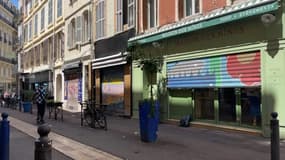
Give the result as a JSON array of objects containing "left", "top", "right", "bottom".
[{"left": 34, "top": 86, "right": 46, "bottom": 124}]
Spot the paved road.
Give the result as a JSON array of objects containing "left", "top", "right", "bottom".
[{"left": 1, "top": 106, "right": 285, "bottom": 160}]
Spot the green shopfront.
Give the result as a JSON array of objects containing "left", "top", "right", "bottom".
[{"left": 129, "top": 0, "right": 285, "bottom": 138}]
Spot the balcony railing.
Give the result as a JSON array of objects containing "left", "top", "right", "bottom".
[
  {"left": 0, "top": 56, "right": 16, "bottom": 64},
  {"left": 0, "top": 0, "right": 16, "bottom": 15},
  {"left": 0, "top": 14, "right": 17, "bottom": 29}
]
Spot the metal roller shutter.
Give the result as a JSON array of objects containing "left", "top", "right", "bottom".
[{"left": 167, "top": 52, "right": 260, "bottom": 88}]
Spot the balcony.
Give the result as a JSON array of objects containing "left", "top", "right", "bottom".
[
  {"left": 0, "top": 0, "right": 16, "bottom": 15},
  {"left": 0, "top": 13, "right": 17, "bottom": 29},
  {"left": 0, "top": 56, "right": 16, "bottom": 64}
]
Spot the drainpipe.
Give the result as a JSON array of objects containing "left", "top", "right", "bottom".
[{"left": 89, "top": 0, "right": 94, "bottom": 101}]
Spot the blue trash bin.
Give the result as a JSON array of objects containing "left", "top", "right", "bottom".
[
  {"left": 139, "top": 100, "right": 159, "bottom": 142},
  {"left": 22, "top": 102, "right": 32, "bottom": 113}
]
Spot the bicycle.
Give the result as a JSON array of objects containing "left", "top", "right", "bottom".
[{"left": 80, "top": 100, "right": 107, "bottom": 130}]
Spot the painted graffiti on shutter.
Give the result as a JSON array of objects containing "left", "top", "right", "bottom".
[{"left": 167, "top": 52, "right": 260, "bottom": 88}]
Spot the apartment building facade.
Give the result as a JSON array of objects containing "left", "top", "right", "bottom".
[
  {"left": 129, "top": 0, "right": 284, "bottom": 138},
  {"left": 20, "top": 0, "right": 64, "bottom": 97},
  {"left": 62, "top": 0, "right": 93, "bottom": 112},
  {"left": 91, "top": 0, "right": 136, "bottom": 116},
  {"left": 0, "top": 0, "right": 17, "bottom": 95}
]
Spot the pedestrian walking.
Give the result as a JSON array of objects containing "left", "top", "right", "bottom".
[{"left": 34, "top": 86, "right": 47, "bottom": 124}]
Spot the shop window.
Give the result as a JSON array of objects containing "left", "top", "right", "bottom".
[
  {"left": 241, "top": 88, "right": 261, "bottom": 127},
  {"left": 194, "top": 88, "right": 215, "bottom": 120},
  {"left": 219, "top": 88, "right": 236, "bottom": 122}
]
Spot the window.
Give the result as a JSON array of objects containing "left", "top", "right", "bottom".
[
  {"left": 82, "top": 11, "right": 90, "bottom": 42},
  {"left": 76, "top": 16, "right": 82, "bottom": 42},
  {"left": 116, "top": 0, "right": 123, "bottom": 32},
  {"left": 34, "top": 14, "right": 38, "bottom": 36},
  {"left": 96, "top": 0, "right": 105, "bottom": 39},
  {"left": 116, "top": 0, "right": 133, "bottom": 32},
  {"left": 41, "top": 8, "right": 45, "bottom": 30},
  {"left": 29, "top": 21, "right": 32, "bottom": 40},
  {"left": 43, "top": 41, "right": 48, "bottom": 64},
  {"left": 148, "top": 0, "right": 157, "bottom": 28},
  {"left": 128, "top": 0, "right": 135, "bottom": 27},
  {"left": 36, "top": 46, "right": 40, "bottom": 66},
  {"left": 68, "top": 19, "right": 76, "bottom": 48},
  {"left": 0, "top": 30, "right": 2, "bottom": 41},
  {"left": 24, "top": 25, "right": 28, "bottom": 42},
  {"left": 57, "top": 0, "right": 62, "bottom": 17},
  {"left": 3, "top": 32, "right": 6, "bottom": 43},
  {"left": 48, "top": 0, "right": 53, "bottom": 24},
  {"left": 184, "top": 0, "right": 200, "bottom": 17}
]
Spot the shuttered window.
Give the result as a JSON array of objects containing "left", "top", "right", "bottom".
[
  {"left": 167, "top": 52, "right": 261, "bottom": 88},
  {"left": 76, "top": 16, "right": 82, "bottom": 42},
  {"left": 48, "top": 0, "right": 53, "bottom": 24},
  {"left": 116, "top": 0, "right": 123, "bottom": 32}
]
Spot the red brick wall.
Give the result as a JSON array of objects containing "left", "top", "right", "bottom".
[
  {"left": 202, "top": 0, "right": 227, "bottom": 13},
  {"left": 159, "top": 0, "right": 176, "bottom": 26}
]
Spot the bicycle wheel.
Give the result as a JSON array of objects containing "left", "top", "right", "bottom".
[
  {"left": 97, "top": 113, "right": 107, "bottom": 130},
  {"left": 84, "top": 111, "right": 95, "bottom": 128}
]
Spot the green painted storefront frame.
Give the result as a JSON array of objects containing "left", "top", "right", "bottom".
[
  {"left": 130, "top": 1, "right": 285, "bottom": 138},
  {"left": 128, "top": 1, "right": 279, "bottom": 47}
]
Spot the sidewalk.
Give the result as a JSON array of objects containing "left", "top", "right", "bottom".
[
  {"left": 10, "top": 127, "right": 71, "bottom": 160},
  {"left": 1, "top": 106, "right": 285, "bottom": 160}
]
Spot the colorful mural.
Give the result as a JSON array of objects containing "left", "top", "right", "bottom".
[
  {"left": 67, "top": 79, "right": 79, "bottom": 100},
  {"left": 167, "top": 52, "right": 260, "bottom": 88},
  {"left": 102, "top": 81, "right": 124, "bottom": 106}
]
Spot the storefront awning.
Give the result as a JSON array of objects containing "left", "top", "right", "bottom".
[
  {"left": 92, "top": 52, "right": 128, "bottom": 70},
  {"left": 63, "top": 61, "right": 81, "bottom": 70},
  {"left": 128, "top": 0, "right": 279, "bottom": 47},
  {"left": 28, "top": 70, "right": 50, "bottom": 83}
]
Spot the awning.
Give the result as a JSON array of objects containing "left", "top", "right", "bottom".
[
  {"left": 95, "top": 29, "right": 135, "bottom": 58},
  {"left": 128, "top": 0, "right": 279, "bottom": 47},
  {"left": 28, "top": 70, "right": 50, "bottom": 83},
  {"left": 63, "top": 61, "right": 81, "bottom": 70},
  {"left": 92, "top": 52, "right": 128, "bottom": 70}
]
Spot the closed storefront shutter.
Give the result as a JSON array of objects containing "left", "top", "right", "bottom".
[
  {"left": 167, "top": 52, "right": 260, "bottom": 88},
  {"left": 101, "top": 66, "right": 124, "bottom": 114}
]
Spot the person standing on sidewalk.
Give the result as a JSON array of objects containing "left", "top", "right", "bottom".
[{"left": 34, "top": 86, "right": 47, "bottom": 124}]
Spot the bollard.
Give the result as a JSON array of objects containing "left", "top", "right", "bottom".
[
  {"left": 271, "top": 112, "right": 280, "bottom": 160},
  {"left": 0, "top": 113, "right": 10, "bottom": 160},
  {"left": 34, "top": 124, "right": 52, "bottom": 160}
]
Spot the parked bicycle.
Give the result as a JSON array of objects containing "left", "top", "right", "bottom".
[{"left": 80, "top": 100, "right": 107, "bottom": 130}]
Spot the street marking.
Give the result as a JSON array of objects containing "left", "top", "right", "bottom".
[{"left": 8, "top": 116, "right": 122, "bottom": 160}]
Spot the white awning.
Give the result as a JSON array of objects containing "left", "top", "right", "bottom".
[{"left": 92, "top": 52, "right": 128, "bottom": 69}]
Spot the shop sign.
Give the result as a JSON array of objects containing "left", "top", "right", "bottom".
[{"left": 129, "top": 1, "right": 279, "bottom": 46}]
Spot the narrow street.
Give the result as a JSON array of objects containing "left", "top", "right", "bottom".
[{"left": 1, "top": 107, "right": 284, "bottom": 160}]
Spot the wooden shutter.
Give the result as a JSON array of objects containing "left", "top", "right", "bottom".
[
  {"left": 142, "top": 0, "right": 147, "bottom": 30},
  {"left": 178, "top": 0, "right": 184, "bottom": 19},
  {"left": 67, "top": 23, "right": 71, "bottom": 48},
  {"left": 76, "top": 16, "right": 82, "bottom": 42}
]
